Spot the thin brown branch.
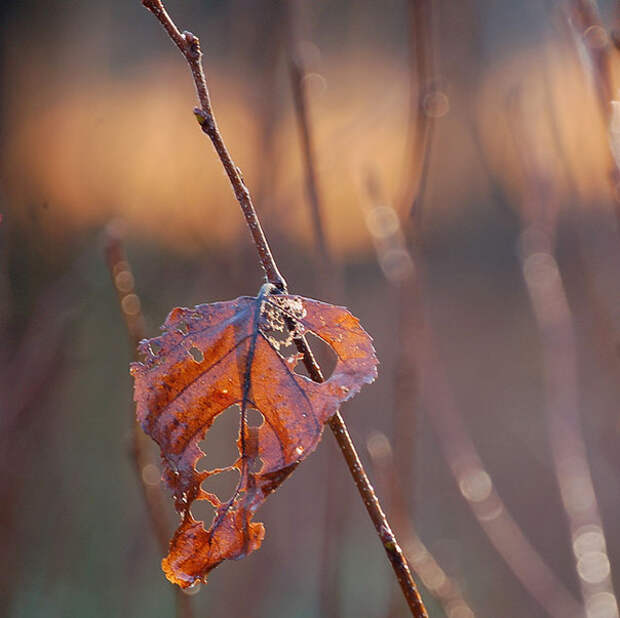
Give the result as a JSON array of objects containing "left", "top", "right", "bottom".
[
  {"left": 104, "top": 224, "right": 194, "bottom": 618},
  {"left": 290, "top": 335, "right": 428, "bottom": 618},
  {"left": 140, "top": 2, "right": 428, "bottom": 615},
  {"left": 328, "top": 413, "right": 428, "bottom": 618}
]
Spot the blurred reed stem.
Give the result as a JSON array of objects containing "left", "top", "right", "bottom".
[
  {"left": 286, "top": 8, "right": 344, "bottom": 616},
  {"left": 361, "top": 168, "right": 584, "bottom": 618},
  {"left": 104, "top": 225, "right": 194, "bottom": 618},
  {"left": 508, "top": 94, "right": 619, "bottom": 618}
]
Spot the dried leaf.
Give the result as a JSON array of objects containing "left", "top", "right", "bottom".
[{"left": 131, "top": 287, "right": 378, "bottom": 587}]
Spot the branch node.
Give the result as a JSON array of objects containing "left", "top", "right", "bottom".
[
  {"left": 182, "top": 30, "right": 201, "bottom": 60},
  {"left": 193, "top": 108, "right": 214, "bottom": 133}
]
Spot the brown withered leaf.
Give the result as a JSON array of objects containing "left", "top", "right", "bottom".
[{"left": 131, "top": 285, "right": 378, "bottom": 588}]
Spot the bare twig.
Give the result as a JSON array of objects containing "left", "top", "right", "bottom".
[
  {"left": 287, "top": 22, "right": 343, "bottom": 618},
  {"left": 325, "top": 410, "right": 428, "bottom": 618},
  {"left": 140, "top": 2, "right": 428, "bottom": 615},
  {"left": 300, "top": 320, "right": 430, "bottom": 618},
  {"left": 104, "top": 224, "right": 194, "bottom": 618},
  {"left": 142, "top": 0, "right": 286, "bottom": 291}
]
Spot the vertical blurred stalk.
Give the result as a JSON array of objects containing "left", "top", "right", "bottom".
[
  {"left": 389, "top": 2, "right": 437, "bottom": 615},
  {"left": 363, "top": 175, "right": 478, "bottom": 618},
  {"left": 393, "top": 0, "right": 448, "bottom": 534},
  {"left": 104, "top": 224, "right": 194, "bottom": 618},
  {"left": 286, "top": 4, "right": 345, "bottom": 615},
  {"left": 568, "top": 0, "right": 620, "bottom": 225},
  {"left": 0, "top": 264, "right": 77, "bottom": 616},
  {"left": 509, "top": 99, "right": 619, "bottom": 618},
  {"left": 244, "top": 4, "right": 288, "bottom": 615},
  {"left": 401, "top": 0, "right": 436, "bottom": 222},
  {"left": 253, "top": 0, "right": 286, "bottom": 214},
  {"left": 360, "top": 4, "right": 586, "bottom": 605},
  {"left": 362, "top": 166, "right": 584, "bottom": 617}
]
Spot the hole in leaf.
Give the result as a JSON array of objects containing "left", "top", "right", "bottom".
[
  {"left": 149, "top": 341, "right": 162, "bottom": 356},
  {"left": 293, "top": 332, "right": 337, "bottom": 380},
  {"left": 197, "top": 405, "right": 240, "bottom": 471},
  {"left": 177, "top": 321, "right": 189, "bottom": 335},
  {"left": 259, "top": 299, "right": 308, "bottom": 359},
  {"left": 262, "top": 325, "right": 298, "bottom": 359},
  {"left": 190, "top": 499, "right": 216, "bottom": 526},
  {"left": 201, "top": 468, "right": 240, "bottom": 503},
  {"left": 245, "top": 408, "right": 263, "bottom": 427},
  {"left": 189, "top": 346, "right": 204, "bottom": 363}
]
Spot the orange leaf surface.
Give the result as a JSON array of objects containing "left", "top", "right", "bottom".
[{"left": 131, "top": 286, "right": 378, "bottom": 588}]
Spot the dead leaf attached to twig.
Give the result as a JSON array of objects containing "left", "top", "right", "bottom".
[{"left": 131, "top": 285, "right": 378, "bottom": 588}]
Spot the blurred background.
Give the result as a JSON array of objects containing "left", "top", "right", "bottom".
[{"left": 2, "top": 0, "right": 620, "bottom": 617}]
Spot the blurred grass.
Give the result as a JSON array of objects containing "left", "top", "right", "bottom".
[{"left": 3, "top": 1, "right": 620, "bottom": 616}]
